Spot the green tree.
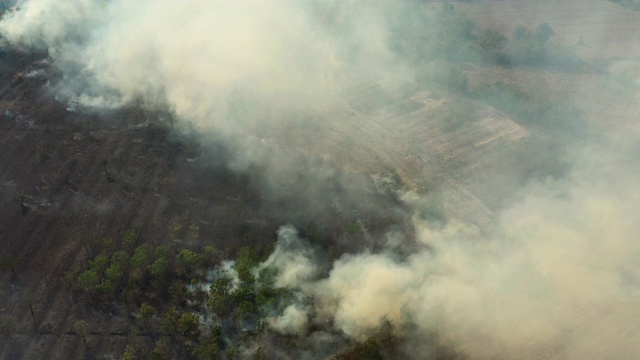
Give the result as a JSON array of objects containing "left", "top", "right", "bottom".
[
  {"left": 256, "top": 266, "right": 280, "bottom": 310},
  {"left": 161, "top": 308, "right": 179, "bottom": 336},
  {"left": 105, "top": 263, "right": 124, "bottom": 284},
  {"left": 89, "top": 255, "right": 108, "bottom": 273},
  {"left": 193, "top": 332, "right": 221, "bottom": 359},
  {"left": 101, "top": 238, "right": 115, "bottom": 253},
  {"left": 234, "top": 246, "right": 258, "bottom": 285},
  {"left": 150, "top": 257, "right": 170, "bottom": 278},
  {"left": 96, "top": 279, "right": 116, "bottom": 298},
  {"left": 111, "top": 250, "right": 130, "bottom": 267},
  {"left": 130, "top": 244, "right": 151, "bottom": 269},
  {"left": 74, "top": 320, "right": 89, "bottom": 347},
  {"left": 208, "top": 271, "right": 233, "bottom": 316},
  {"left": 536, "top": 22, "right": 554, "bottom": 43},
  {"left": 203, "top": 245, "right": 217, "bottom": 258},
  {"left": 149, "top": 339, "right": 170, "bottom": 360},
  {"left": 77, "top": 270, "right": 99, "bottom": 293},
  {"left": 140, "top": 303, "right": 156, "bottom": 322},
  {"left": 155, "top": 245, "right": 173, "bottom": 259},
  {"left": 169, "top": 282, "right": 187, "bottom": 306},
  {"left": 122, "top": 228, "right": 138, "bottom": 252},
  {"left": 176, "top": 249, "right": 200, "bottom": 276},
  {"left": 178, "top": 312, "right": 200, "bottom": 337}
]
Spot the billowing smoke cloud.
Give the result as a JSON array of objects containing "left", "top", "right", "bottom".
[
  {"left": 262, "top": 142, "right": 640, "bottom": 359},
  {"left": 271, "top": 304, "right": 309, "bottom": 336},
  {"left": 0, "top": 0, "right": 415, "bottom": 224},
  {"left": 0, "top": 0, "right": 403, "bottom": 127},
  {"left": 259, "top": 225, "right": 318, "bottom": 289}
]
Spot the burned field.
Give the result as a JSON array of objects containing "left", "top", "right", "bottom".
[{"left": 0, "top": 49, "right": 411, "bottom": 359}]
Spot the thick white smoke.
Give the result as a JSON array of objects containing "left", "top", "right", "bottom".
[
  {"left": 0, "top": 0, "right": 413, "bottom": 217},
  {"left": 0, "top": 0, "right": 402, "bottom": 133},
  {"left": 259, "top": 226, "right": 318, "bottom": 289},
  {"left": 263, "top": 145, "right": 640, "bottom": 359}
]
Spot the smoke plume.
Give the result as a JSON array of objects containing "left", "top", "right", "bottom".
[{"left": 264, "top": 144, "right": 640, "bottom": 358}]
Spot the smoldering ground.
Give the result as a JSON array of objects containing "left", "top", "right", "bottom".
[{"left": 1, "top": 0, "right": 640, "bottom": 359}]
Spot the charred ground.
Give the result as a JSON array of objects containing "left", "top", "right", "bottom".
[{"left": 0, "top": 48, "right": 411, "bottom": 359}]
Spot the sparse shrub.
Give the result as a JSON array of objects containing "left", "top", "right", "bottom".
[
  {"left": 0, "top": 256, "right": 20, "bottom": 279},
  {"left": 122, "top": 228, "right": 138, "bottom": 251},
  {"left": 120, "top": 345, "right": 136, "bottom": 360},
  {"left": 188, "top": 223, "right": 200, "bottom": 239},
  {"left": 73, "top": 320, "right": 89, "bottom": 346},
  {"left": 0, "top": 315, "right": 16, "bottom": 338}
]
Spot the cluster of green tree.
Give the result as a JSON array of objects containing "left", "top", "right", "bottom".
[
  {"left": 392, "top": 4, "right": 581, "bottom": 70},
  {"left": 72, "top": 226, "right": 302, "bottom": 359},
  {"left": 66, "top": 220, "right": 411, "bottom": 360},
  {"left": 75, "top": 228, "right": 217, "bottom": 308},
  {"left": 609, "top": 0, "right": 640, "bottom": 11},
  {"left": 398, "top": 5, "right": 589, "bottom": 134},
  {"left": 415, "top": 60, "right": 587, "bottom": 133},
  {"left": 140, "top": 257, "right": 291, "bottom": 359}
]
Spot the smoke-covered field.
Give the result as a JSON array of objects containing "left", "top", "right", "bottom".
[{"left": 0, "top": 0, "right": 639, "bottom": 359}]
